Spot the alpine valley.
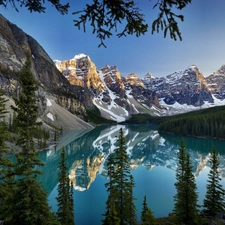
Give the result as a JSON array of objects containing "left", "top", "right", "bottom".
[{"left": 1, "top": 14, "right": 225, "bottom": 129}]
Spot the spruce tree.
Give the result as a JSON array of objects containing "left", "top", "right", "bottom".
[
  {"left": 0, "top": 91, "right": 9, "bottom": 157},
  {"left": 5, "top": 55, "right": 59, "bottom": 225},
  {"left": 141, "top": 210, "right": 157, "bottom": 225},
  {"left": 203, "top": 146, "right": 225, "bottom": 217},
  {"left": 0, "top": 91, "right": 10, "bottom": 188},
  {"left": 113, "top": 128, "right": 136, "bottom": 225},
  {"left": 173, "top": 139, "right": 187, "bottom": 223},
  {"left": 124, "top": 175, "right": 136, "bottom": 225},
  {"left": 141, "top": 196, "right": 149, "bottom": 223},
  {"left": 0, "top": 91, "right": 14, "bottom": 223},
  {"left": 173, "top": 139, "right": 199, "bottom": 225},
  {"left": 102, "top": 151, "right": 119, "bottom": 225},
  {"left": 102, "top": 128, "right": 136, "bottom": 225},
  {"left": 56, "top": 147, "right": 75, "bottom": 225},
  {"left": 141, "top": 196, "right": 157, "bottom": 225},
  {"left": 68, "top": 181, "right": 75, "bottom": 225}
]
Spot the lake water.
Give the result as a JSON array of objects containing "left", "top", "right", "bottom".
[{"left": 38, "top": 124, "right": 225, "bottom": 225}]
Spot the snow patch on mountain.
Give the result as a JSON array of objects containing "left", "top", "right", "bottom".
[
  {"left": 212, "top": 95, "right": 225, "bottom": 105},
  {"left": 93, "top": 98, "right": 127, "bottom": 122},
  {"left": 46, "top": 98, "right": 52, "bottom": 106},
  {"left": 159, "top": 94, "right": 225, "bottom": 115},
  {"left": 47, "top": 112, "right": 54, "bottom": 121},
  {"left": 53, "top": 60, "right": 61, "bottom": 69},
  {"left": 92, "top": 71, "right": 132, "bottom": 122},
  {"left": 73, "top": 53, "right": 87, "bottom": 60}
]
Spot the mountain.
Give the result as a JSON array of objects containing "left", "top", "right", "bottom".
[
  {"left": 206, "top": 64, "right": 225, "bottom": 99},
  {"left": 56, "top": 53, "right": 225, "bottom": 119},
  {"left": 55, "top": 53, "right": 225, "bottom": 119},
  {"left": 55, "top": 56, "right": 160, "bottom": 122},
  {"left": 2, "top": 13, "right": 225, "bottom": 125},
  {"left": 0, "top": 14, "right": 93, "bottom": 130},
  {"left": 0, "top": 11, "right": 160, "bottom": 124},
  {"left": 142, "top": 65, "right": 225, "bottom": 115}
]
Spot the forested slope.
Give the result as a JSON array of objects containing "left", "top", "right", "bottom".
[
  {"left": 158, "top": 106, "right": 225, "bottom": 139},
  {"left": 125, "top": 106, "right": 225, "bottom": 139}
]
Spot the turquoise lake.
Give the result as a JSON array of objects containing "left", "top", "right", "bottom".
[{"left": 38, "top": 124, "right": 225, "bottom": 225}]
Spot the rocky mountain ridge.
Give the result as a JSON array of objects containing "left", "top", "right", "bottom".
[
  {"left": 55, "top": 55, "right": 160, "bottom": 122},
  {"left": 206, "top": 64, "right": 225, "bottom": 99},
  {"left": 0, "top": 14, "right": 92, "bottom": 130},
  {"left": 142, "top": 65, "right": 225, "bottom": 115},
  {"left": 1, "top": 13, "right": 225, "bottom": 125},
  {"left": 55, "top": 54, "right": 225, "bottom": 119}
]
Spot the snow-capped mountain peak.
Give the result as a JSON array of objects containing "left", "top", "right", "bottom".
[
  {"left": 73, "top": 53, "right": 87, "bottom": 60},
  {"left": 54, "top": 56, "right": 160, "bottom": 122},
  {"left": 54, "top": 54, "right": 225, "bottom": 120}
]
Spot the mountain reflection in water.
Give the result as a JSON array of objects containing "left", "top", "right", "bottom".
[
  {"left": 39, "top": 124, "right": 225, "bottom": 193},
  {"left": 38, "top": 124, "right": 225, "bottom": 224}
]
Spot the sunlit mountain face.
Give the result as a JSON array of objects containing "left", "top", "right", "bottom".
[{"left": 39, "top": 125, "right": 225, "bottom": 193}]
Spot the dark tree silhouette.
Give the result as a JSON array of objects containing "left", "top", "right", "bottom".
[
  {"left": 102, "top": 128, "right": 136, "bottom": 225},
  {"left": 0, "top": 0, "right": 192, "bottom": 47},
  {"left": 141, "top": 195, "right": 157, "bottom": 225},
  {"left": 173, "top": 139, "right": 199, "bottom": 225},
  {"left": 56, "top": 147, "right": 75, "bottom": 225},
  {"left": 203, "top": 146, "right": 225, "bottom": 217},
  {"left": 5, "top": 55, "right": 59, "bottom": 225}
]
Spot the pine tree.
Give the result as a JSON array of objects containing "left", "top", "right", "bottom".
[
  {"left": 203, "top": 146, "right": 225, "bottom": 217},
  {"left": 102, "top": 195, "right": 119, "bottom": 225},
  {"left": 102, "top": 128, "right": 136, "bottom": 225},
  {"left": 141, "top": 210, "right": 157, "bottom": 225},
  {"left": 173, "top": 139, "right": 199, "bottom": 225},
  {"left": 124, "top": 175, "right": 136, "bottom": 225},
  {"left": 0, "top": 92, "right": 9, "bottom": 174},
  {"left": 4, "top": 55, "right": 59, "bottom": 225},
  {"left": 173, "top": 139, "right": 187, "bottom": 223},
  {"left": 0, "top": 91, "right": 9, "bottom": 157},
  {"left": 141, "top": 196, "right": 149, "bottom": 223},
  {"left": 0, "top": 91, "right": 14, "bottom": 223},
  {"left": 113, "top": 128, "right": 136, "bottom": 225},
  {"left": 68, "top": 181, "right": 75, "bottom": 225},
  {"left": 102, "top": 151, "right": 119, "bottom": 225},
  {"left": 56, "top": 147, "right": 75, "bottom": 225},
  {"left": 183, "top": 152, "right": 199, "bottom": 224},
  {"left": 141, "top": 196, "right": 157, "bottom": 225}
]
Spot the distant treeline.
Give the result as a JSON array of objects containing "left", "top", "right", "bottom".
[{"left": 125, "top": 106, "right": 225, "bottom": 139}]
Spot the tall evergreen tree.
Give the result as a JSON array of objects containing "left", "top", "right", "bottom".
[
  {"left": 141, "top": 196, "right": 149, "bottom": 223},
  {"left": 203, "top": 146, "right": 225, "bottom": 217},
  {"left": 124, "top": 175, "right": 136, "bottom": 225},
  {"left": 102, "top": 128, "right": 136, "bottom": 225},
  {"left": 3, "top": 55, "right": 59, "bottom": 225},
  {"left": 102, "top": 151, "right": 119, "bottom": 225},
  {"left": 56, "top": 147, "right": 75, "bottom": 225},
  {"left": 141, "top": 196, "right": 157, "bottom": 225},
  {"left": 0, "top": 91, "right": 14, "bottom": 223},
  {"left": 173, "top": 139, "right": 187, "bottom": 223},
  {"left": 0, "top": 91, "right": 9, "bottom": 157},
  {"left": 173, "top": 139, "right": 199, "bottom": 225},
  {"left": 114, "top": 128, "right": 136, "bottom": 225},
  {"left": 68, "top": 181, "right": 75, "bottom": 225}
]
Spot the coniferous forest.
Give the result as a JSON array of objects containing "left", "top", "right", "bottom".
[
  {"left": 158, "top": 107, "right": 225, "bottom": 139},
  {"left": 126, "top": 106, "right": 225, "bottom": 140},
  {"left": 1, "top": 55, "right": 225, "bottom": 225}
]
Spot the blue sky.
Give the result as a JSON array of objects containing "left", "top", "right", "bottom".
[{"left": 1, "top": 0, "right": 225, "bottom": 78}]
